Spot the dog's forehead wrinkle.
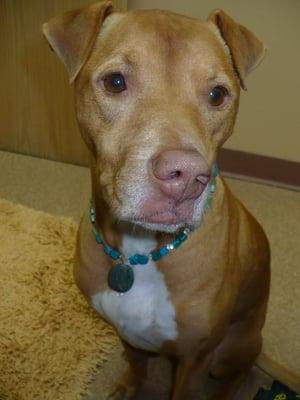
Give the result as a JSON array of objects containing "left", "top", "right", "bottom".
[
  {"left": 98, "top": 10, "right": 221, "bottom": 64},
  {"left": 92, "top": 51, "right": 140, "bottom": 76}
]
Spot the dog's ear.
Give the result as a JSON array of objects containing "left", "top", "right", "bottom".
[
  {"left": 208, "top": 10, "right": 266, "bottom": 90},
  {"left": 43, "top": 1, "right": 116, "bottom": 83}
]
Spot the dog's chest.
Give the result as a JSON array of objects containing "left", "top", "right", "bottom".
[{"left": 91, "top": 234, "right": 178, "bottom": 352}]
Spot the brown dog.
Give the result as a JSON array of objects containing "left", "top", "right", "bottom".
[{"left": 43, "top": 2, "right": 270, "bottom": 399}]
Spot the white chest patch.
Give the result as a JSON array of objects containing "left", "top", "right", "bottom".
[{"left": 91, "top": 233, "right": 178, "bottom": 352}]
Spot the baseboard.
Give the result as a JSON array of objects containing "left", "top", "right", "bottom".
[
  {"left": 257, "top": 352, "right": 300, "bottom": 394},
  {"left": 218, "top": 149, "right": 300, "bottom": 189}
]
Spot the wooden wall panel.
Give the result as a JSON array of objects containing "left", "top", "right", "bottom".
[{"left": 0, "top": 0, "right": 127, "bottom": 166}]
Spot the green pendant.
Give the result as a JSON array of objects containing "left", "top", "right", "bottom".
[{"left": 108, "top": 264, "right": 134, "bottom": 293}]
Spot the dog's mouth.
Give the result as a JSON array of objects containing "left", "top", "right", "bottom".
[
  {"left": 137, "top": 212, "right": 179, "bottom": 224},
  {"left": 118, "top": 175, "right": 212, "bottom": 233},
  {"left": 133, "top": 206, "right": 192, "bottom": 225},
  {"left": 126, "top": 197, "right": 198, "bottom": 233}
]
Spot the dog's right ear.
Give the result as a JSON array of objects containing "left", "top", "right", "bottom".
[
  {"left": 43, "top": 1, "right": 116, "bottom": 83},
  {"left": 208, "top": 10, "right": 266, "bottom": 90}
]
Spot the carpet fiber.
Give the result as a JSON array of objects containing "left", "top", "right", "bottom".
[{"left": 0, "top": 199, "right": 118, "bottom": 400}]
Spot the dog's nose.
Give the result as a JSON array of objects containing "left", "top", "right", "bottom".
[{"left": 151, "top": 150, "right": 211, "bottom": 202}]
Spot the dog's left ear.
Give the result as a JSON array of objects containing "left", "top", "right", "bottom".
[
  {"left": 43, "top": 1, "right": 116, "bottom": 83},
  {"left": 208, "top": 10, "right": 266, "bottom": 90}
]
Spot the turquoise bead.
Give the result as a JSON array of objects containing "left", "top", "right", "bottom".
[
  {"left": 213, "top": 162, "right": 219, "bottom": 177},
  {"left": 110, "top": 249, "right": 121, "bottom": 260},
  {"left": 129, "top": 255, "right": 138, "bottom": 265},
  {"left": 137, "top": 254, "right": 149, "bottom": 264},
  {"left": 173, "top": 238, "right": 182, "bottom": 249},
  {"left": 159, "top": 247, "right": 169, "bottom": 256},
  {"left": 151, "top": 251, "right": 162, "bottom": 261},
  {"left": 104, "top": 244, "right": 113, "bottom": 255},
  {"left": 95, "top": 233, "right": 103, "bottom": 244},
  {"left": 178, "top": 232, "right": 188, "bottom": 242},
  {"left": 129, "top": 254, "right": 149, "bottom": 265}
]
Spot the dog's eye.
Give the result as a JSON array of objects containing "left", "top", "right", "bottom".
[
  {"left": 103, "top": 73, "right": 126, "bottom": 93},
  {"left": 208, "top": 86, "right": 228, "bottom": 107}
]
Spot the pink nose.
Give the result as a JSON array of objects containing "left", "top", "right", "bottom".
[{"left": 151, "top": 150, "right": 211, "bottom": 202}]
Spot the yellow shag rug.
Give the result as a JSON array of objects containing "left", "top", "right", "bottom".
[{"left": 0, "top": 199, "right": 118, "bottom": 400}]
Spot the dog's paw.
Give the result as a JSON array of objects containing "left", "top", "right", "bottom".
[{"left": 106, "top": 382, "right": 137, "bottom": 400}]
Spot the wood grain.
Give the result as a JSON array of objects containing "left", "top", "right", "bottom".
[{"left": 0, "top": 0, "right": 127, "bottom": 166}]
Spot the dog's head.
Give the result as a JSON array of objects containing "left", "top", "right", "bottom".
[{"left": 43, "top": 2, "right": 265, "bottom": 232}]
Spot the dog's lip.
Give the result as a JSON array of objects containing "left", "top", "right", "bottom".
[{"left": 132, "top": 210, "right": 185, "bottom": 225}]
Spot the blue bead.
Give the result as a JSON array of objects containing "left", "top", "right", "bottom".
[
  {"left": 104, "top": 244, "right": 112, "bottom": 255},
  {"left": 137, "top": 254, "right": 149, "bottom": 264},
  {"left": 129, "top": 254, "right": 140, "bottom": 265},
  {"left": 159, "top": 247, "right": 169, "bottom": 256},
  {"left": 110, "top": 249, "right": 121, "bottom": 260},
  {"left": 129, "top": 256, "right": 138, "bottom": 265}
]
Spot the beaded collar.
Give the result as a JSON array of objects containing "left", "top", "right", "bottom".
[{"left": 90, "top": 162, "right": 219, "bottom": 293}]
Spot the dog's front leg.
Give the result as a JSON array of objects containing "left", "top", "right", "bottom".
[
  {"left": 171, "top": 352, "right": 213, "bottom": 400},
  {"left": 107, "top": 341, "right": 149, "bottom": 400}
]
